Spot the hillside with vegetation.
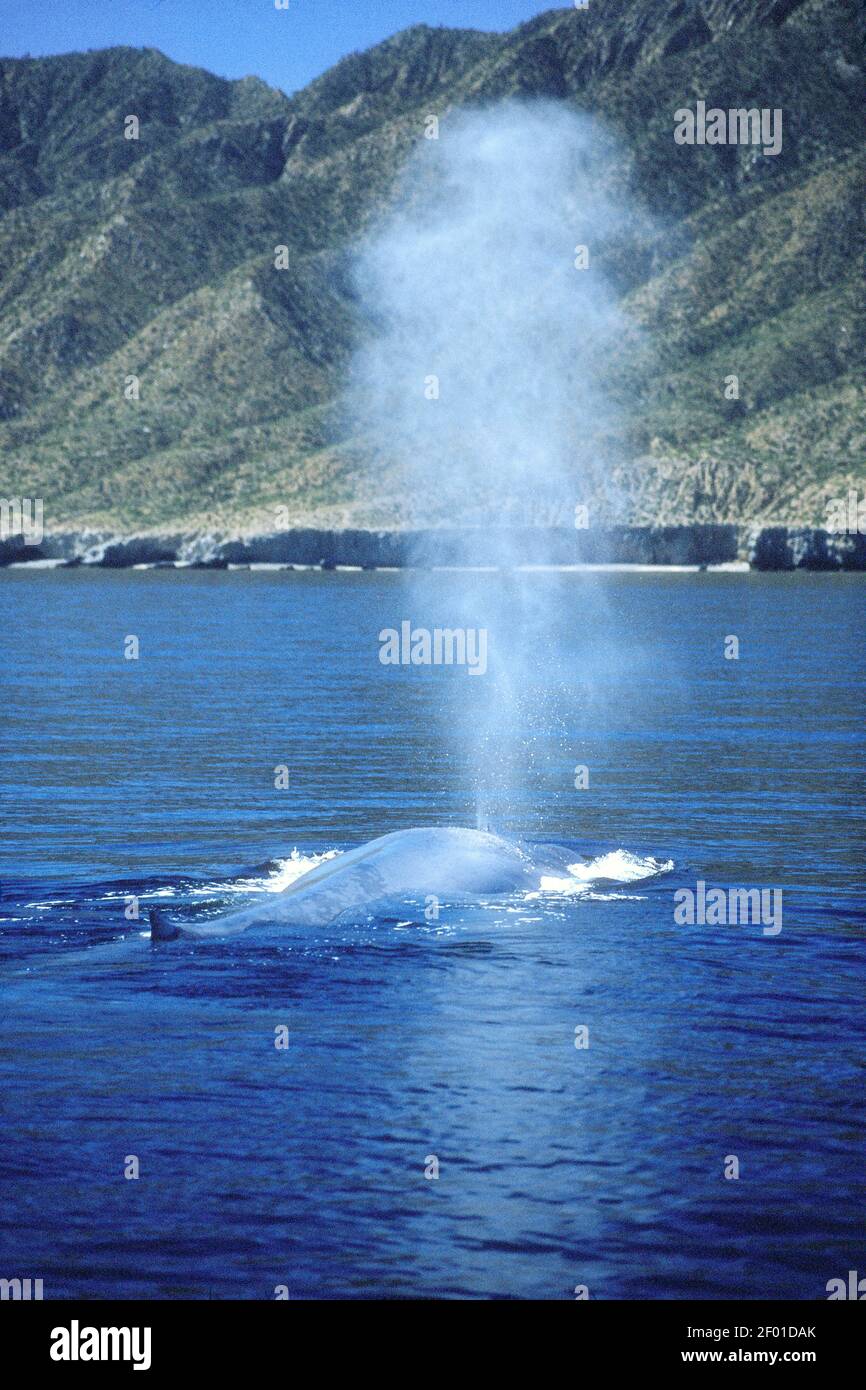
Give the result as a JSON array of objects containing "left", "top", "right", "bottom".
[{"left": 0, "top": 0, "right": 863, "bottom": 533}]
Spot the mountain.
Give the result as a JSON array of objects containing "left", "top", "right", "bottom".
[{"left": 0, "top": 0, "right": 864, "bottom": 533}]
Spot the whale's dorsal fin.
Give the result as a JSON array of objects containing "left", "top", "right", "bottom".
[{"left": 149, "top": 907, "right": 181, "bottom": 942}]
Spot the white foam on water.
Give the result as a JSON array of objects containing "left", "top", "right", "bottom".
[
  {"left": 533, "top": 849, "right": 673, "bottom": 898},
  {"left": 221, "top": 849, "right": 341, "bottom": 896},
  {"left": 94, "top": 850, "right": 342, "bottom": 908}
]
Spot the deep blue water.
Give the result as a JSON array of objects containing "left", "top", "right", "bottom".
[{"left": 1, "top": 567, "right": 864, "bottom": 1299}]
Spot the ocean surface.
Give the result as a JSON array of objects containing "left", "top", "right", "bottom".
[{"left": 1, "top": 567, "right": 864, "bottom": 1300}]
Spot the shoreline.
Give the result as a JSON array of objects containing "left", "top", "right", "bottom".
[{"left": 2, "top": 524, "right": 865, "bottom": 572}]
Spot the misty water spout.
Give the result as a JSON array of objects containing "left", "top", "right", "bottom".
[{"left": 350, "top": 100, "right": 643, "bottom": 827}]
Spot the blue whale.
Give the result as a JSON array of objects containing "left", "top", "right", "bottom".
[{"left": 149, "top": 827, "right": 557, "bottom": 941}]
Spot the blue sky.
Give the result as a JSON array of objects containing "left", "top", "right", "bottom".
[{"left": 0, "top": 0, "right": 567, "bottom": 96}]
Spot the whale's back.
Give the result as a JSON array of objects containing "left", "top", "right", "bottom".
[
  {"left": 151, "top": 827, "right": 539, "bottom": 939},
  {"left": 256, "top": 827, "right": 536, "bottom": 926}
]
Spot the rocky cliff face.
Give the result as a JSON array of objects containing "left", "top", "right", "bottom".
[
  {"left": 0, "top": 1, "right": 863, "bottom": 533},
  {"left": 3, "top": 524, "right": 864, "bottom": 571}
]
